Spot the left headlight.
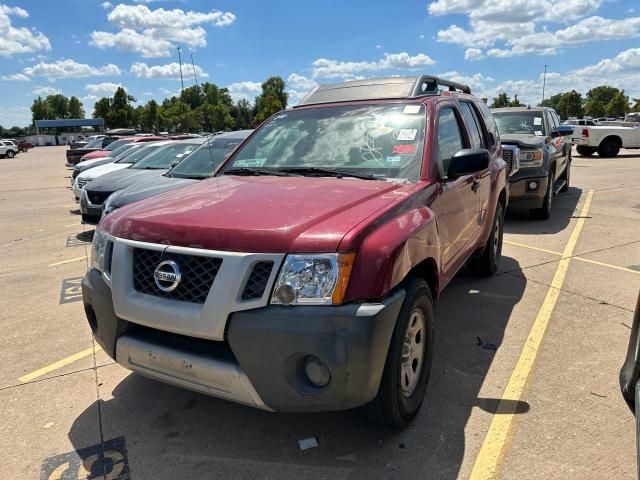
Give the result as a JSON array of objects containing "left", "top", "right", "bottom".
[
  {"left": 271, "top": 253, "right": 356, "bottom": 306},
  {"left": 90, "top": 228, "right": 109, "bottom": 271},
  {"left": 519, "top": 149, "right": 543, "bottom": 167}
]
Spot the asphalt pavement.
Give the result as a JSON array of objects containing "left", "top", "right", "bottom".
[{"left": 0, "top": 146, "right": 638, "bottom": 480}]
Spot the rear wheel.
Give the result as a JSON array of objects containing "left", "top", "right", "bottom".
[
  {"left": 6, "top": 150, "right": 15, "bottom": 158},
  {"left": 597, "top": 138, "right": 621, "bottom": 157},
  {"left": 576, "top": 145, "right": 596, "bottom": 156},
  {"left": 531, "top": 171, "right": 554, "bottom": 220},
  {"left": 365, "top": 278, "right": 434, "bottom": 429},
  {"left": 468, "top": 201, "right": 504, "bottom": 276}
]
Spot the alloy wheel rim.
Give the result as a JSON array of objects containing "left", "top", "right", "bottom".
[{"left": 401, "top": 308, "right": 426, "bottom": 397}]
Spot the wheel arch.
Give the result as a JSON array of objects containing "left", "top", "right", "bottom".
[{"left": 600, "top": 135, "right": 623, "bottom": 147}]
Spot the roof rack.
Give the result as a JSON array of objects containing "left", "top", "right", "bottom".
[{"left": 295, "top": 75, "right": 471, "bottom": 107}]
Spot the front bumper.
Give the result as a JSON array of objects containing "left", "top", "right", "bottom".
[
  {"left": 79, "top": 191, "right": 102, "bottom": 225},
  {"left": 82, "top": 267, "right": 404, "bottom": 412},
  {"left": 507, "top": 168, "right": 549, "bottom": 210},
  {"left": 571, "top": 137, "right": 588, "bottom": 145}
]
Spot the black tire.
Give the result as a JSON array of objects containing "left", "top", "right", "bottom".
[
  {"left": 365, "top": 278, "right": 434, "bottom": 429},
  {"left": 6, "top": 150, "right": 15, "bottom": 158},
  {"left": 468, "top": 201, "right": 504, "bottom": 277},
  {"left": 597, "top": 138, "right": 620, "bottom": 157},
  {"left": 560, "top": 154, "right": 571, "bottom": 193},
  {"left": 20, "top": 147, "right": 27, "bottom": 153},
  {"left": 576, "top": 145, "right": 596, "bottom": 156},
  {"left": 531, "top": 171, "right": 554, "bottom": 220}
]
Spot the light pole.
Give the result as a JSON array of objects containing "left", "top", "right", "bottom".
[
  {"left": 177, "top": 47, "right": 185, "bottom": 93},
  {"left": 542, "top": 64, "right": 549, "bottom": 104}
]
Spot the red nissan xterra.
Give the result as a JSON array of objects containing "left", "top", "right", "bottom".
[{"left": 82, "top": 76, "right": 508, "bottom": 428}]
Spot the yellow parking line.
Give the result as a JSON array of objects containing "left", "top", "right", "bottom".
[
  {"left": 505, "top": 240, "right": 640, "bottom": 277},
  {"left": 469, "top": 190, "right": 594, "bottom": 480},
  {"left": 48, "top": 255, "right": 88, "bottom": 266},
  {"left": 18, "top": 345, "right": 102, "bottom": 383}
]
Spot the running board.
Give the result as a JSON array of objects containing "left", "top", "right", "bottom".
[{"left": 553, "top": 180, "right": 566, "bottom": 195}]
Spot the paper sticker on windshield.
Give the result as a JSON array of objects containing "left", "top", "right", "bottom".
[
  {"left": 534, "top": 130, "right": 543, "bottom": 136},
  {"left": 395, "top": 129, "right": 417, "bottom": 141},
  {"left": 403, "top": 105, "right": 421, "bottom": 114},
  {"left": 386, "top": 155, "right": 402, "bottom": 163},
  {"left": 534, "top": 117, "right": 542, "bottom": 125},
  {"left": 233, "top": 158, "right": 266, "bottom": 167},
  {"left": 392, "top": 144, "right": 417, "bottom": 154}
]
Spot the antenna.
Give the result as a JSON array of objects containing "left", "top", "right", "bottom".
[
  {"left": 190, "top": 54, "right": 199, "bottom": 89},
  {"left": 542, "top": 64, "right": 549, "bottom": 104},
  {"left": 177, "top": 47, "right": 185, "bottom": 93}
]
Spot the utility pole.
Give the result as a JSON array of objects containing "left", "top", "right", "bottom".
[
  {"left": 190, "top": 54, "right": 199, "bottom": 89},
  {"left": 177, "top": 47, "right": 185, "bottom": 93},
  {"left": 542, "top": 64, "right": 549, "bottom": 104}
]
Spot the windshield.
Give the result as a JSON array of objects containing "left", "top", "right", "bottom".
[
  {"left": 105, "top": 138, "right": 132, "bottom": 151},
  {"left": 108, "top": 143, "right": 138, "bottom": 159},
  {"left": 132, "top": 142, "right": 199, "bottom": 170},
  {"left": 169, "top": 136, "right": 246, "bottom": 179},
  {"left": 115, "top": 143, "right": 161, "bottom": 163},
  {"left": 494, "top": 112, "right": 546, "bottom": 136},
  {"left": 83, "top": 137, "right": 103, "bottom": 149},
  {"left": 223, "top": 104, "right": 426, "bottom": 181}
]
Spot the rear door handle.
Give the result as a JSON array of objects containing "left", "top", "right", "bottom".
[{"left": 471, "top": 179, "right": 480, "bottom": 192}]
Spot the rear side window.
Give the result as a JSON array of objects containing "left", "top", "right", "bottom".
[
  {"left": 476, "top": 101, "right": 499, "bottom": 145},
  {"left": 436, "top": 108, "right": 464, "bottom": 177},
  {"left": 460, "top": 102, "right": 485, "bottom": 148}
]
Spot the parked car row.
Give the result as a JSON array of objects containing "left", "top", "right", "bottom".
[{"left": 73, "top": 75, "right": 584, "bottom": 429}]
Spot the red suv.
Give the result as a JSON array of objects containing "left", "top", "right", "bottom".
[{"left": 82, "top": 76, "right": 508, "bottom": 428}]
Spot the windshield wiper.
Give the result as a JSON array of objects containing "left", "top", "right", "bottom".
[
  {"left": 224, "top": 167, "right": 291, "bottom": 177},
  {"left": 276, "top": 167, "right": 379, "bottom": 180}
]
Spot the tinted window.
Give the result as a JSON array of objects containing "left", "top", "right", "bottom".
[
  {"left": 225, "top": 104, "right": 427, "bottom": 181},
  {"left": 437, "top": 108, "right": 464, "bottom": 177},
  {"left": 493, "top": 111, "right": 546, "bottom": 136},
  {"left": 132, "top": 142, "right": 200, "bottom": 170},
  {"left": 104, "top": 138, "right": 132, "bottom": 151},
  {"left": 169, "top": 137, "right": 246, "bottom": 179},
  {"left": 477, "top": 101, "right": 499, "bottom": 144},
  {"left": 115, "top": 144, "right": 162, "bottom": 163},
  {"left": 460, "top": 102, "right": 484, "bottom": 148}
]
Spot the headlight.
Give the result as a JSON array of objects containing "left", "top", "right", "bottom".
[
  {"left": 519, "top": 149, "right": 543, "bottom": 167},
  {"left": 103, "top": 195, "right": 118, "bottom": 215},
  {"left": 271, "top": 253, "right": 356, "bottom": 305},
  {"left": 90, "top": 228, "right": 109, "bottom": 271}
]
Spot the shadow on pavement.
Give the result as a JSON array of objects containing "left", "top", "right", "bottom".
[
  {"left": 505, "top": 186, "right": 583, "bottom": 235},
  {"left": 68, "top": 257, "right": 527, "bottom": 480}
]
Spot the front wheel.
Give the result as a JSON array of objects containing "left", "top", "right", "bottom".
[
  {"left": 531, "top": 172, "right": 554, "bottom": 220},
  {"left": 6, "top": 150, "right": 15, "bottom": 158},
  {"left": 468, "top": 201, "right": 504, "bottom": 277},
  {"left": 364, "top": 278, "right": 434, "bottom": 429},
  {"left": 576, "top": 145, "right": 596, "bottom": 156},
  {"left": 597, "top": 138, "right": 620, "bottom": 157}
]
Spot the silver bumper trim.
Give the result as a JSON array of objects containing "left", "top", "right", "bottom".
[{"left": 117, "top": 335, "right": 272, "bottom": 410}]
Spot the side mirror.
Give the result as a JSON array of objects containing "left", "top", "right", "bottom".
[
  {"left": 447, "top": 148, "right": 490, "bottom": 179},
  {"left": 552, "top": 125, "right": 574, "bottom": 137}
]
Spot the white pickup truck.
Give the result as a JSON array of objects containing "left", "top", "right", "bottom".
[{"left": 573, "top": 123, "right": 640, "bottom": 157}]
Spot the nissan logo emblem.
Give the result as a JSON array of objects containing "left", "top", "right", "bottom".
[{"left": 153, "top": 259, "right": 182, "bottom": 292}]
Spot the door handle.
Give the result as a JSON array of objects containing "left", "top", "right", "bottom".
[{"left": 471, "top": 179, "right": 480, "bottom": 192}]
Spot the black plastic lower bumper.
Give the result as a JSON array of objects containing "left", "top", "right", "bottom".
[
  {"left": 82, "top": 267, "right": 405, "bottom": 412},
  {"left": 508, "top": 174, "right": 549, "bottom": 210}
]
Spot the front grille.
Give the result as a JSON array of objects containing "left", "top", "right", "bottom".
[
  {"left": 502, "top": 148, "right": 514, "bottom": 173},
  {"left": 86, "top": 190, "right": 112, "bottom": 205},
  {"left": 133, "top": 248, "right": 222, "bottom": 304},
  {"left": 241, "top": 261, "right": 274, "bottom": 300}
]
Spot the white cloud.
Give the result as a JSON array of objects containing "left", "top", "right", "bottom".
[
  {"left": 226, "top": 81, "right": 262, "bottom": 101},
  {"left": 287, "top": 73, "right": 318, "bottom": 91},
  {"left": 90, "top": 4, "right": 236, "bottom": 57},
  {"left": 101, "top": 1, "right": 113, "bottom": 9},
  {"left": 0, "top": 5, "right": 51, "bottom": 57},
  {"left": 464, "top": 48, "right": 484, "bottom": 61},
  {"left": 419, "top": 34, "right": 425, "bottom": 39},
  {"left": 311, "top": 52, "right": 435, "bottom": 79},
  {"left": 130, "top": 62, "right": 208, "bottom": 79},
  {"left": 85, "top": 82, "right": 123, "bottom": 95},
  {"left": 80, "top": 94, "right": 100, "bottom": 104},
  {"left": 0, "top": 73, "right": 30, "bottom": 81},
  {"left": 142, "top": 91, "right": 153, "bottom": 96},
  {"left": 32, "top": 85, "right": 61, "bottom": 96},
  {"left": 23, "top": 59, "right": 122, "bottom": 80}
]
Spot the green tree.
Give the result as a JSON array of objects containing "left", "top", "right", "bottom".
[
  {"left": 233, "top": 99, "right": 253, "bottom": 129},
  {"left": 253, "top": 76, "right": 287, "bottom": 125},
  {"left": 44, "top": 94, "right": 70, "bottom": 119},
  {"left": 31, "top": 96, "right": 53, "bottom": 122},
  {"left": 141, "top": 100, "right": 159, "bottom": 133},
  {"left": 490, "top": 92, "right": 511, "bottom": 108},
  {"left": 108, "top": 87, "right": 136, "bottom": 127},
  {"left": 67, "top": 96, "right": 85, "bottom": 118},
  {"left": 93, "top": 97, "right": 111, "bottom": 120},
  {"left": 556, "top": 90, "right": 584, "bottom": 120},
  {"left": 585, "top": 86, "right": 621, "bottom": 117},
  {"left": 540, "top": 93, "right": 562, "bottom": 111},
  {"left": 508, "top": 95, "right": 523, "bottom": 107},
  {"left": 606, "top": 91, "right": 629, "bottom": 117},
  {"left": 630, "top": 98, "right": 640, "bottom": 112}
]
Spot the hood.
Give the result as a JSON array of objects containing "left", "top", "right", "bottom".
[
  {"left": 103, "top": 175, "right": 418, "bottom": 253},
  {"left": 87, "top": 168, "right": 167, "bottom": 193},
  {"left": 82, "top": 150, "right": 109, "bottom": 160},
  {"left": 109, "top": 174, "right": 198, "bottom": 208},
  {"left": 76, "top": 157, "right": 115, "bottom": 172},
  {"left": 500, "top": 133, "right": 546, "bottom": 149}
]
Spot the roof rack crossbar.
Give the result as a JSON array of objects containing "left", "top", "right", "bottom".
[{"left": 411, "top": 76, "right": 471, "bottom": 96}]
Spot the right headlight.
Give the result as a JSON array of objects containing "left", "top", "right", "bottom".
[
  {"left": 90, "top": 228, "right": 109, "bottom": 272},
  {"left": 519, "top": 149, "right": 543, "bottom": 167},
  {"left": 271, "top": 253, "right": 356, "bottom": 306}
]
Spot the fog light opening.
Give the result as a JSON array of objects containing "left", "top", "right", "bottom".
[
  {"left": 304, "top": 356, "right": 331, "bottom": 387},
  {"left": 528, "top": 181, "right": 538, "bottom": 191}
]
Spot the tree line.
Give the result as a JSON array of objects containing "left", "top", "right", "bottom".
[{"left": 489, "top": 86, "right": 640, "bottom": 119}]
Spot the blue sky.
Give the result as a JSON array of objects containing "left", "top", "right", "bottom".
[{"left": 1, "top": 0, "right": 639, "bottom": 126}]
